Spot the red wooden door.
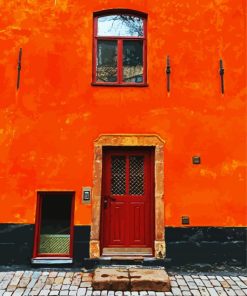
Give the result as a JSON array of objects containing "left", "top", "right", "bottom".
[{"left": 101, "top": 147, "right": 154, "bottom": 251}]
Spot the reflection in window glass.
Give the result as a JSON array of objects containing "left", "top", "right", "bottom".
[
  {"left": 97, "top": 40, "right": 117, "bottom": 82},
  {"left": 98, "top": 15, "right": 144, "bottom": 37},
  {"left": 123, "top": 40, "right": 143, "bottom": 83}
]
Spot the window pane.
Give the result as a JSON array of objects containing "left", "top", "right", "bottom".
[
  {"left": 98, "top": 15, "right": 144, "bottom": 37},
  {"left": 123, "top": 40, "right": 143, "bottom": 83},
  {"left": 97, "top": 40, "right": 117, "bottom": 82}
]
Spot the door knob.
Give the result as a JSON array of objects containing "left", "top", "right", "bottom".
[
  {"left": 103, "top": 196, "right": 116, "bottom": 208},
  {"left": 103, "top": 197, "right": 108, "bottom": 208}
]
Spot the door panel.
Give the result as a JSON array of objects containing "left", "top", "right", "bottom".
[
  {"left": 111, "top": 202, "right": 125, "bottom": 244},
  {"left": 101, "top": 147, "right": 154, "bottom": 251},
  {"left": 129, "top": 202, "right": 145, "bottom": 245}
]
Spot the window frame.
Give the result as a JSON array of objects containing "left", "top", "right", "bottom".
[
  {"left": 92, "top": 10, "right": 147, "bottom": 86},
  {"left": 32, "top": 191, "right": 75, "bottom": 259}
]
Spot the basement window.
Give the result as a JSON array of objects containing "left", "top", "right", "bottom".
[{"left": 33, "top": 192, "right": 74, "bottom": 260}]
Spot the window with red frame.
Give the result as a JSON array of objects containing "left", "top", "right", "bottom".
[
  {"left": 33, "top": 192, "right": 74, "bottom": 258},
  {"left": 93, "top": 12, "right": 147, "bottom": 85}
]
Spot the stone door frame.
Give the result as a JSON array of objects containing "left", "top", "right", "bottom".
[{"left": 90, "top": 134, "right": 166, "bottom": 259}]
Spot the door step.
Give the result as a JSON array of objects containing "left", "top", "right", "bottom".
[
  {"left": 102, "top": 247, "right": 153, "bottom": 257},
  {"left": 100, "top": 256, "right": 147, "bottom": 260},
  {"left": 92, "top": 267, "right": 171, "bottom": 292}
]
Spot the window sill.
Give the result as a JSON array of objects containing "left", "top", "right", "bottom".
[
  {"left": 91, "top": 82, "right": 149, "bottom": 87},
  {"left": 31, "top": 257, "right": 73, "bottom": 264}
]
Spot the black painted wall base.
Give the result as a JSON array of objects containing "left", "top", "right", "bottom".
[
  {"left": 0, "top": 224, "right": 246, "bottom": 266},
  {"left": 0, "top": 224, "right": 34, "bottom": 265},
  {"left": 73, "top": 226, "right": 90, "bottom": 265},
  {"left": 165, "top": 227, "right": 247, "bottom": 265}
]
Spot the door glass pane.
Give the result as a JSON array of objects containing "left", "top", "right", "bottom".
[
  {"left": 123, "top": 40, "right": 143, "bottom": 83},
  {"left": 98, "top": 15, "right": 144, "bottom": 37},
  {"left": 97, "top": 40, "right": 117, "bottom": 82},
  {"left": 111, "top": 156, "right": 126, "bottom": 195},
  {"left": 129, "top": 156, "right": 144, "bottom": 195},
  {"left": 39, "top": 192, "right": 72, "bottom": 254}
]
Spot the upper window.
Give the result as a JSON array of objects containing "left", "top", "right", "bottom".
[{"left": 93, "top": 11, "right": 147, "bottom": 85}]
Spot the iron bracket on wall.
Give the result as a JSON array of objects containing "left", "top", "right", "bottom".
[
  {"left": 219, "top": 59, "right": 224, "bottom": 94},
  {"left": 166, "top": 55, "right": 171, "bottom": 93},
  {"left": 17, "top": 48, "right": 22, "bottom": 90}
]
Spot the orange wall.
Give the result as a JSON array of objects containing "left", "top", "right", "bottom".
[{"left": 0, "top": 0, "right": 246, "bottom": 227}]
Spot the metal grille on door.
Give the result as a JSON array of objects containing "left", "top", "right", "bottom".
[
  {"left": 130, "top": 156, "right": 144, "bottom": 195},
  {"left": 110, "top": 155, "right": 144, "bottom": 196},
  {"left": 111, "top": 156, "right": 126, "bottom": 195}
]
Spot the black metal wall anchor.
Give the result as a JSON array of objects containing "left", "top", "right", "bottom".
[
  {"left": 219, "top": 59, "right": 224, "bottom": 94},
  {"left": 166, "top": 55, "right": 171, "bottom": 93},
  {"left": 17, "top": 48, "right": 22, "bottom": 90}
]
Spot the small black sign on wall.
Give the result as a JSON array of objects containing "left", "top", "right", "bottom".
[
  {"left": 182, "top": 216, "right": 190, "bottom": 225},
  {"left": 192, "top": 156, "right": 201, "bottom": 165}
]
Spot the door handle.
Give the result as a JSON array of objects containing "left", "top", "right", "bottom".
[
  {"left": 105, "top": 195, "right": 116, "bottom": 201},
  {"left": 103, "top": 195, "right": 116, "bottom": 208},
  {"left": 103, "top": 197, "right": 108, "bottom": 208}
]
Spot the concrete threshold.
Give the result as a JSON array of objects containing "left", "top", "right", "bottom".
[{"left": 92, "top": 267, "right": 171, "bottom": 292}]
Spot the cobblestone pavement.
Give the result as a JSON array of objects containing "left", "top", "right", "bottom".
[{"left": 0, "top": 270, "right": 246, "bottom": 296}]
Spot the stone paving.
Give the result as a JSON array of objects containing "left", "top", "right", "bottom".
[{"left": 0, "top": 270, "right": 246, "bottom": 296}]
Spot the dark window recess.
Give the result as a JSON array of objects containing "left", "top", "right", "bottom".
[
  {"left": 38, "top": 192, "right": 73, "bottom": 255},
  {"left": 97, "top": 40, "right": 117, "bottom": 82},
  {"left": 123, "top": 40, "right": 143, "bottom": 83}
]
